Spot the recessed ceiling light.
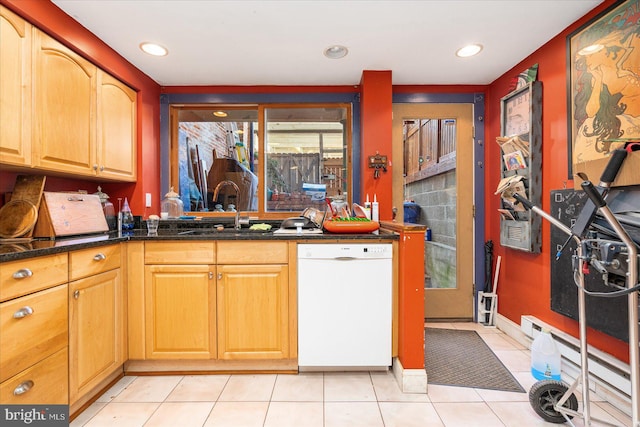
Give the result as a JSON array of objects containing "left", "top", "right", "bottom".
[
  {"left": 324, "top": 45, "right": 348, "bottom": 59},
  {"left": 213, "top": 111, "right": 228, "bottom": 118},
  {"left": 139, "top": 42, "right": 168, "bottom": 56},
  {"left": 456, "top": 44, "right": 483, "bottom": 58}
]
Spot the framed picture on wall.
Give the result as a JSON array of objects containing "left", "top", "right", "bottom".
[{"left": 567, "top": 0, "right": 640, "bottom": 180}]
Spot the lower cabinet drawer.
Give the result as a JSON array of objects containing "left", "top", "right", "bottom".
[
  {"left": 0, "top": 284, "right": 68, "bottom": 382},
  {"left": 0, "top": 253, "right": 68, "bottom": 302},
  {"left": 70, "top": 244, "right": 121, "bottom": 281},
  {"left": 0, "top": 347, "right": 68, "bottom": 404}
]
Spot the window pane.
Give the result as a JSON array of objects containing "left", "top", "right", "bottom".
[
  {"left": 177, "top": 108, "right": 258, "bottom": 212},
  {"left": 265, "top": 107, "right": 348, "bottom": 212}
]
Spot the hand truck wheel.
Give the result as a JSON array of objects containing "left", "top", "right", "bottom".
[{"left": 529, "top": 379, "right": 578, "bottom": 424}]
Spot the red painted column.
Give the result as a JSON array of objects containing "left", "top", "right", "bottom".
[
  {"left": 360, "top": 71, "right": 393, "bottom": 219},
  {"left": 384, "top": 222, "right": 426, "bottom": 369}
]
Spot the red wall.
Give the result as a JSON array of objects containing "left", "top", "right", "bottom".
[
  {"left": 485, "top": 0, "right": 629, "bottom": 362},
  {"left": 0, "top": 0, "right": 161, "bottom": 215},
  {"left": 360, "top": 71, "right": 393, "bottom": 219}
]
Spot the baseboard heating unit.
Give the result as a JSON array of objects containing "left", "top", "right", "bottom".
[{"left": 520, "top": 315, "right": 634, "bottom": 417}]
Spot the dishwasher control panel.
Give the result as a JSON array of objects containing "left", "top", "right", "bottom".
[{"left": 297, "top": 243, "right": 392, "bottom": 259}]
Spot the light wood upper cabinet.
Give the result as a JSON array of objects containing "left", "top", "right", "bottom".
[
  {"left": 144, "top": 264, "right": 216, "bottom": 359},
  {"left": 217, "top": 263, "right": 289, "bottom": 360},
  {"left": 97, "top": 71, "right": 137, "bottom": 181},
  {"left": 0, "top": 5, "right": 31, "bottom": 166},
  {"left": 0, "top": 20, "right": 137, "bottom": 181},
  {"left": 32, "top": 28, "right": 97, "bottom": 176}
]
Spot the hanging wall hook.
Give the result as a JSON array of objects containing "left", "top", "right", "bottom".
[{"left": 368, "top": 152, "right": 388, "bottom": 179}]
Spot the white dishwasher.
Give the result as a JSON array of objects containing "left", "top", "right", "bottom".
[{"left": 297, "top": 243, "right": 392, "bottom": 370}]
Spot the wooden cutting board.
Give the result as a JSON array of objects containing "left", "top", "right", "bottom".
[
  {"left": 5, "top": 175, "right": 46, "bottom": 238},
  {"left": 0, "top": 200, "right": 38, "bottom": 238}
]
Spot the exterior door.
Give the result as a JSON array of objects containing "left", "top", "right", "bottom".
[{"left": 392, "top": 103, "right": 474, "bottom": 319}]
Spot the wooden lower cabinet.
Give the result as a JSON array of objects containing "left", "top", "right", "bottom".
[
  {"left": 0, "top": 347, "right": 68, "bottom": 404},
  {"left": 217, "top": 264, "right": 289, "bottom": 360},
  {"left": 0, "top": 284, "right": 68, "bottom": 382},
  {"left": 69, "top": 268, "right": 124, "bottom": 404},
  {"left": 144, "top": 264, "right": 216, "bottom": 359}
]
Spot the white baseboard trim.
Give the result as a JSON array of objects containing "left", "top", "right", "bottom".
[
  {"left": 392, "top": 357, "right": 428, "bottom": 394},
  {"left": 495, "top": 313, "right": 530, "bottom": 348}
]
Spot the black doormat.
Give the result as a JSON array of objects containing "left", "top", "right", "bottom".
[{"left": 425, "top": 328, "right": 525, "bottom": 393}]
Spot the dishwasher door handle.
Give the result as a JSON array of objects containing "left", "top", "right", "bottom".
[{"left": 334, "top": 256, "right": 357, "bottom": 261}]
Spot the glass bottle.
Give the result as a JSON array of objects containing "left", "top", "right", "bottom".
[
  {"left": 121, "top": 197, "right": 135, "bottom": 234},
  {"left": 161, "top": 187, "right": 184, "bottom": 218},
  {"left": 94, "top": 186, "right": 116, "bottom": 230}
]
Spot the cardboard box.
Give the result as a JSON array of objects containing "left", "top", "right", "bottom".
[{"left": 573, "top": 150, "right": 640, "bottom": 190}]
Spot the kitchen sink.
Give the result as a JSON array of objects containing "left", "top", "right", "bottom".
[{"left": 176, "top": 228, "right": 272, "bottom": 236}]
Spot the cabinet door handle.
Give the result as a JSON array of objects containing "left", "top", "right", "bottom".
[
  {"left": 93, "top": 164, "right": 98, "bottom": 171},
  {"left": 93, "top": 253, "right": 106, "bottom": 261},
  {"left": 13, "top": 380, "right": 34, "bottom": 396},
  {"left": 13, "top": 306, "right": 34, "bottom": 319},
  {"left": 12, "top": 268, "right": 33, "bottom": 279},
  {"left": 217, "top": 272, "right": 222, "bottom": 280},
  {"left": 208, "top": 272, "right": 214, "bottom": 280},
  {"left": 100, "top": 165, "right": 105, "bottom": 172},
  {"left": 74, "top": 290, "right": 80, "bottom": 299}
]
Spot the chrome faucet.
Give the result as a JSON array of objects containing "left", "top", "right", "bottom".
[{"left": 212, "top": 180, "right": 242, "bottom": 230}]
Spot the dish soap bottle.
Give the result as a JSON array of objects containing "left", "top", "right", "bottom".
[{"left": 121, "top": 197, "right": 135, "bottom": 235}]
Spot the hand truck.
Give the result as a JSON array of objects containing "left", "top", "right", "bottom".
[{"left": 513, "top": 148, "right": 640, "bottom": 426}]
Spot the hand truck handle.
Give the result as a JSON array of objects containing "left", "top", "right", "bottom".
[
  {"left": 599, "top": 149, "right": 627, "bottom": 186},
  {"left": 513, "top": 192, "right": 533, "bottom": 211},
  {"left": 581, "top": 181, "right": 606, "bottom": 208}
]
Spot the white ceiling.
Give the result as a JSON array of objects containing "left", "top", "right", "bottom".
[{"left": 51, "top": 0, "right": 603, "bottom": 86}]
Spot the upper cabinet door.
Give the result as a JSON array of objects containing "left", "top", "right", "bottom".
[
  {"left": 97, "top": 71, "right": 137, "bottom": 181},
  {"left": 32, "top": 28, "right": 96, "bottom": 176},
  {"left": 0, "top": 6, "right": 32, "bottom": 166}
]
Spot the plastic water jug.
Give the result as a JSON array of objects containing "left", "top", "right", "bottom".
[{"left": 531, "top": 330, "right": 561, "bottom": 380}]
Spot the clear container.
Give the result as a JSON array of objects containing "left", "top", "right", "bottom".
[
  {"left": 330, "top": 195, "right": 348, "bottom": 218},
  {"left": 226, "top": 204, "right": 236, "bottom": 212},
  {"left": 531, "top": 330, "right": 561, "bottom": 380},
  {"left": 214, "top": 204, "right": 224, "bottom": 213},
  {"left": 94, "top": 186, "right": 116, "bottom": 230},
  {"left": 161, "top": 187, "right": 184, "bottom": 218}
]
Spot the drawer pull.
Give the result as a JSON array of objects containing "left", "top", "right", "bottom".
[
  {"left": 93, "top": 253, "right": 106, "bottom": 261},
  {"left": 13, "top": 306, "right": 34, "bottom": 319},
  {"left": 12, "top": 268, "right": 33, "bottom": 279},
  {"left": 74, "top": 290, "right": 80, "bottom": 299},
  {"left": 13, "top": 380, "right": 34, "bottom": 396},
  {"left": 67, "top": 196, "right": 84, "bottom": 201}
]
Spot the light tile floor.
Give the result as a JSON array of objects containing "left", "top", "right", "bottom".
[{"left": 71, "top": 322, "right": 632, "bottom": 427}]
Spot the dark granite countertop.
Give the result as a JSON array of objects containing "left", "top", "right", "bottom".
[{"left": 0, "top": 219, "right": 398, "bottom": 262}]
